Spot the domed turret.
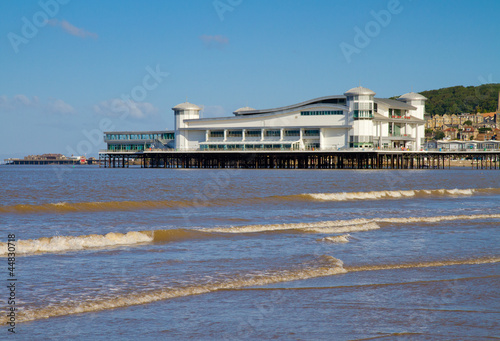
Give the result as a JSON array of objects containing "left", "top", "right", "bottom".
[
  {"left": 344, "top": 86, "right": 376, "bottom": 96},
  {"left": 398, "top": 92, "right": 427, "bottom": 101},
  {"left": 397, "top": 92, "right": 426, "bottom": 120},
  {"left": 344, "top": 86, "right": 375, "bottom": 148},
  {"left": 397, "top": 92, "right": 427, "bottom": 151},
  {"left": 172, "top": 102, "right": 202, "bottom": 111},
  {"left": 173, "top": 101, "right": 201, "bottom": 150},
  {"left": 233, "top": 106, "right": 256, "bottom": 115}
]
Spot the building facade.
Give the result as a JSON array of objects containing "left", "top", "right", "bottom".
[
  {"left": 105, "top": 86, "right": 427, "bottom": 152},
  {"left": 104, "top": 131, "right": 174, "bottom": 152}
]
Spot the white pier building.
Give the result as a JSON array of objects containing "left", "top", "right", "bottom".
[{"left": 105, "top": 86, "right": 427, "bottom": 152}]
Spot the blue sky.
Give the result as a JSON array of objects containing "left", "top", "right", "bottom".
[{"left": 1, "top": 0, "right": 499, "bottom": 159}]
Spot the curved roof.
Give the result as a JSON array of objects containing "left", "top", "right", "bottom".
[
  {"left": 398, "top": 92, "right": 427, "bottom": 101},
  {"left": 344, "top": 86, "right": 376, "bottom": 96},
  {"left": 172, "top": 102, "right": 201, "bottom": 110},
  {"left": 374, "top": 98, "right": 416, "bottom": 110},
  {"left": 233, "top": 95, "right": 347, "bottom": 116},
  {"left": 234, "top": 106, "right": 256, "bottom": 113}
]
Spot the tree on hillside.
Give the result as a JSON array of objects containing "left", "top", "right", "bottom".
[
  {"left": 463, "top": 120, "right": 473, "bottom": 126},
  {"left": 418, "top": 83, "right": 500, "bottom": 116},
  {"left": 434, "top": 130, "right": 445, "bottom": 140}
]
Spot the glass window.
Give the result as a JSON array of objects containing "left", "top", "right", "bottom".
[
  {"left": 300, "top": 111, "right": 343, "bottom": 116},
  {"left": 245, "top": 130, "right": 261, "bottom": 137},
  {"left": 265, "top": 130, "right": 280, "bottom": 137},
  {"left": 210, "top": 131, "right": 224, "bottom": 138},
  {"left": 284, "top": 130, "right": 300, "bottom": 136},
  {"left": 228, "top": 130, "right": 243, "bottom": 137},
  {"left": 303, "top": 129, "right": 320, "bottom": 136}
]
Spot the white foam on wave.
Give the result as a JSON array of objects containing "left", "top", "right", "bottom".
[
  {"left": 308, "top": 188, "right": 476, "bottom": 201},
  {"left": 202, "top": 213, "right": 500, "bottom": 235},
  {"left": 0, "top": 231, "right": 152, "bottom": 255},
  {"left": 377, "top": 213, "right": 500, "bottom": 224},
  {"left": 319, "top": 234, "right": 350, "bottom": 243},
  {"left": 346, "top": 256, "right": 500, "bottom": 272},
  {"left": 4, "top": 214, "right": 499, "bottom": 256},
  {"left": 302, "top": 222, "right": 380, "bottom": 234},
  {"left": 16, "top": 255, "right": 345, "bottom": 323},
  {"left": 13, "top": 255, "right": 499, "bottom": 323},
  {"left": 203, "top": 220, "right": 378, "bottom": 234}
]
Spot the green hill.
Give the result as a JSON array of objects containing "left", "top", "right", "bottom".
[{"left": 416, "top": 83, "right": 500, "bottom": 116}]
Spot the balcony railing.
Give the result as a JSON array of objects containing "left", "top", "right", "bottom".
[{"left": 389, "top": 133, "right": 412, "bottom": 137}]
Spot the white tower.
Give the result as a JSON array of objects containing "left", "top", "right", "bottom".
[
  {"left": 172, "top": 102, "right": 201, "bottom": 150},
  {"left": 398, "top": 92, "right": 427, "bottom": 150},
  {"left": 344, "top": 86, "right": 376, "bottom": 148}
]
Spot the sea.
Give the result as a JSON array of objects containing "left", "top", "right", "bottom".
[{"left": 1, "top": 165, "right": 499, "bottom": 340}]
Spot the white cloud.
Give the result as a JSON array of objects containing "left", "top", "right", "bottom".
[
  {"left": 47, "top": 99, "right": 76, "bottom": 115},
  {"left": 93, "top": 99, "right": 158, "bottom": 119},
  {"left": 13, "top": 94, "right": 32, "bottom": 106},
  {"left": 200, "top": 35, "right": 229, "bottom": 49},
  {"left": 0, "top": 95, "right": 75, "bottom": 115},
  {"left": 47, "top": 19, "right": 98, "bottom": 39},
  {"left": 0, "top": 95, "right": 13, "bottom": 110}
]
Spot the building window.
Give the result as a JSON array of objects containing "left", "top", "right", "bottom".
[
  {"left": 304, "top": 143, "right": 320, "bottom": 150},
  {"left": 354, "top": 102, "right": 372, "bottom": 110},
  {"left": 390, "top": 109, "right": 402, "bottom": 118},
  {"left": 301, "top": 110, "right": 343, "bottom": 116},
  {"left": 284, "top": 129, "right": 300, "bottom": 136},
  {"left": 228, "top": 130, "right": 242, "bottom": 137},
  {"left": 303, "top": 129, "right": 320, "bottom": 136},
  {"left": 353, "top": 110, "right": 373, "bottom": 119},
  {"left": 210, "top": 131, "right": 224, "bottom": 138},
  {"left": 265, "top": 130, "right": 280, "bottom": 137},
  {"left": 358, "top": 95, "right": 372, "bottom": 101},
  {"left": 350, "top": 136, "right": 373, "bottom": 143},
  {"left": 245, "top": 130, "right": 261, "bottom": 137}
]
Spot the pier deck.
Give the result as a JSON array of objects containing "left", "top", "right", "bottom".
[{"left": 98, "top": 150, "right": 500, "bottom": 170}]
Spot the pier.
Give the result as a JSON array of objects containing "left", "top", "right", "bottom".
[{"left": 99, "top": 150, "right": 500, "bottom": 170}]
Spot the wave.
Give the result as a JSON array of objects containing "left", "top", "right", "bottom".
[
  {"left": 203, "top": 221, "right": 380, "bottom": 234},
  {"left": 201, "top": 213, "right": 500, "bottom": 234},
  {"left": 0, "top": 229, "right": 221, "bottom": 255},
  {"left": 0, "top": 222, "right": 374, "bottom": 256},
  {"left": 318, "top": 234, "right": 350, "bottom": 243},
  {"left": 305, "top": 188, "right": 500, "bottom": 202},
  {"left": 3, "top": 213, "right": 499, "bottom": 256},
  {"left": 345, "top": 256, "right": 500, "bottom": 272},
  {"left": 375, "top": 214, "right": 500, "bottom": 224},
  {"left": 12, "top": 255, "right": 499, "bottom": 323},
  {"left": 14, "top": 255, "right": 345, "bottom": 323},
  {"left": 0, "top": 231, "right": 153, "bottom": 255},
  {"left": 2, "top": 188, "right": 498, "bottom": 214},
  {"left": 0, "top": 199, "right": 212, "bottom": 214}
]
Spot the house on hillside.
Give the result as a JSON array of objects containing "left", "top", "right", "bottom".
[{"left": 460, "top": 126, "right": 477, "bottom": 140}]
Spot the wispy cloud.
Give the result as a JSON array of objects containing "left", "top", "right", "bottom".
[
  {"left": 0, "top": 95, "right": 75, "bottom": 115},
  {"left": 93, "top": 99, "right": 158, "bottom": 119},
  {"left": 47, "top": 99, "right": 76, "bottom": 115},
  {"left": 47, "top": 19, "right": 98, "bottom": 39},
  {"left": 199, "top": 35, "right": 229, "bottom": 49}
]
